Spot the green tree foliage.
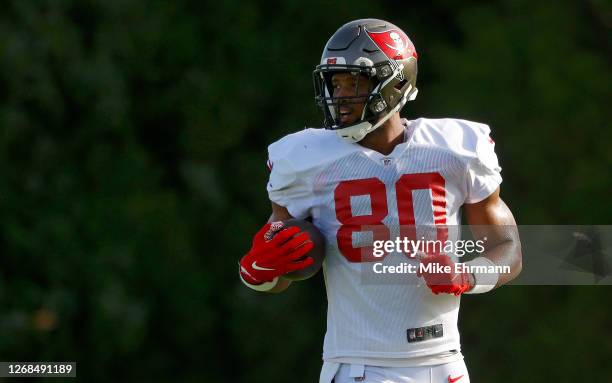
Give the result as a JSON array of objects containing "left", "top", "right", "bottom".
[{"left": 0, "top": 0, "right": 609, "bottom": 381}]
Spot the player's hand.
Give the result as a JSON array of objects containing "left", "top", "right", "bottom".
[
  {"left": 239, "top": 222, "right": 315, "bottom": 285},
  {"left": 418, "top": 253, "right": 473, "bottom": 296}
]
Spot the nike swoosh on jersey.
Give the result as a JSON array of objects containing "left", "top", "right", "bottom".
[
  {"left": 448, "top": 374, "right": 464, "bottom": 383},
  {"left": 252, "top": 261, "right": 275, "bottom": 271}
]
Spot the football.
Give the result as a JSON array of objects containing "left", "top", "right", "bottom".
[{"left": 282, "top": 218, "right": 326, "bottom": 281}]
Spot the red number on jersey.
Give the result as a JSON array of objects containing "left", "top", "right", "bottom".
[
  {"left": 334, "top": 173, "right": 447, "bottom": 262},
  {"left": 334, "top": 178, "right": 390, "bottom": 262},
  {"left": 396, "top": 172, "right": 448, "bottom": 244}
]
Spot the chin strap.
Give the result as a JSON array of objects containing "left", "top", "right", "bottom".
[
  {"left": 333, "top": 90, "right": 410, "bottom": 143},
  {"left": 332, "top": 74, "right": 418, "bottom": 143}
]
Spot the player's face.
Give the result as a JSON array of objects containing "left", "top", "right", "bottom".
[{"left": 331, "top": 72, "right": 371, "bottom": 126}]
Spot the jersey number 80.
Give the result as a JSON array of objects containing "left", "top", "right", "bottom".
[{"left": 334, "top": 172, "right": 447, "bottom": 262}]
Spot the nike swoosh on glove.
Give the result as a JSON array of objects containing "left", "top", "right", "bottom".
[
  {"left": 419, "top": 253, "right": 473, "bottom": 296},
  {"left": 239, "top": 222, "right": 314, "bottom": 285}
]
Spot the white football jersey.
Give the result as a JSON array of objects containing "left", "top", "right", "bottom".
[{"left": 267, "top": 118, "right": 501, "bottom": 361}]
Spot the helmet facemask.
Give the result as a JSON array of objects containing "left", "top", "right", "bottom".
[{"left": 314, "top": 64, "right": 382, "bottom": 129}]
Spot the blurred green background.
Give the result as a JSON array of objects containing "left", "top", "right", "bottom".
[{"left": 0, "top": 0, "right": 610, "bottom": 382}]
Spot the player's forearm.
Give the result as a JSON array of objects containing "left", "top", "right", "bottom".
[
  {"left": 464, "top": 189, "right": 522, "bottom": 291},
  {"left": 479, "top": 236, "right": 522, "bottom": 288}
]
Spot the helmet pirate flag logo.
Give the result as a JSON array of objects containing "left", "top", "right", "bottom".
[{"left": 366, "top": 29, "right": 417, "bottom": 60}]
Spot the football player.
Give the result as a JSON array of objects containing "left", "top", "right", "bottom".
[{"left": 239, "top": 19, "right": 522, "bottom": 383}]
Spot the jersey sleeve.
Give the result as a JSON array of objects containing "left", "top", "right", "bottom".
[
  {"left": 266, "top": 138, "right": 313, "bottom": 219},
  {"left": 465, "top": 123, "right": 502, "bottom": 203}
]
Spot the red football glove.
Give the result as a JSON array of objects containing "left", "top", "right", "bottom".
[
  {"left": 418, "top": 253, "right": 473, "bottom": 296},
  {"left": 239, "top": 222, "right": 315, "bottom": 285}
]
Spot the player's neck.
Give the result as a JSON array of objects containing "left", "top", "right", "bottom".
[{"left": 358, "top": 113, "right": 405, "bottom": 156}]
